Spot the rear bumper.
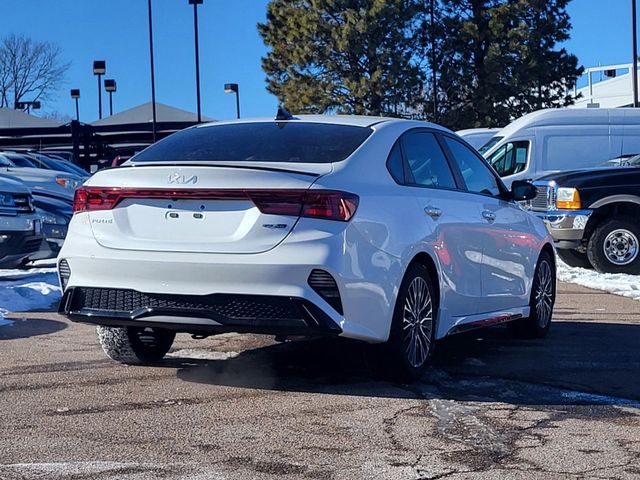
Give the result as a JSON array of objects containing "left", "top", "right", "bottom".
[
  {"left": 534, "top": 209, "right": 592, "bottom": 248},
  {"left": 57, "top": 215, "right": 401, "bottom": 343},
  {"left": 59, "top": 287, "right": 342, "bottom": 336}
]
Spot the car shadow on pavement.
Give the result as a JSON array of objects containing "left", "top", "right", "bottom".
[
  {"left": 0, "top": 317, "right": 67, "bottom": 340},
  {"left": 172, "top": 321, "right": 640, "bottom": 406}
]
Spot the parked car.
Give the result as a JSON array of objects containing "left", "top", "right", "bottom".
[
  {"left": 601, "top": 153, "right": 640, "bottom": 167},
  {"left": 482, "top": 108, "right": 640, "bottom": 186},
  {"left": 57, "top": 115, "right": 556, "bottom": 378},
  {"left": 527, "top": 165, "right": 640, "bottom": 274},
  {"left": 34, "top": 194, "right": 72, "bottom": 256},
  {"left": 0, "top": 153, "right": 80, "bottom": 201},
  {"left": 456, "top": 127, "right": 501, "bottom": 150},
  {"left": 0, "top": 176, "right": 44, "bottom": 268},
  {"left": 23, "top": 152, "right": 89, "bottom": 179}
]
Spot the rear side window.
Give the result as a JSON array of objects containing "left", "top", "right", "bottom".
[
  {"left": 444, "top": 136, "right": 501, "bottom": 197},
  {"left": 386, "top": 142, "right": 405, "bottom": 183},
  {"left": 132, "top": 122, "right": 373, "bottom": 164},
  {"left": 402, "top": 132, "right": 457, "bottom": 189}
]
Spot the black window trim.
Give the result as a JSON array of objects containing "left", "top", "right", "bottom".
[
  {"left": 385, "top": 127, "right": 464, "bottom": 192},
  {"left": 486, "top": 139, "right": 531, "bottom": 178},
  {"left": 438, "top": 133, "right": 511, "bottom": 200}
]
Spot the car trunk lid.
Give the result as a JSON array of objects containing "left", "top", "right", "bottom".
[{"left": 83, "top": 165, "right": 329, "bottom": 254}]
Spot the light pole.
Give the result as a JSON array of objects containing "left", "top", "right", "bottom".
[
  {"left": 147, "top": 0, "right": 158, "bottom": 141},
  {"left": 93, "top": 60, "right": 106, "bottom": 119},
  {"left": 189, "top": 0, "right": 204, "bottom": 123},
  {"left": 70, "top": 89, "right": 80, "bottom": 121},
  {"left": 15, "top": 101, "right": 41, "bottom": 114},
  {"left": 430, "top": 0, "right": 437, "bottom": 120},
  {"left": 104, "top": 79, "right": 117, "bottom": 116},
  {"left": 224, "top": 83, "right": 240, "bottom": 119},
  {"left": 633, "top": 0, "right": 639, "bottom": 107}
]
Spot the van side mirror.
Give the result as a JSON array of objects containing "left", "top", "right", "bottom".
[{"left": 511, "top": 180, "right": 536, "bottom": 201}]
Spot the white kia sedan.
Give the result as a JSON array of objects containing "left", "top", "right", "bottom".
[{"left": 57, "top": 114, "right": 556, "bottom": 378}]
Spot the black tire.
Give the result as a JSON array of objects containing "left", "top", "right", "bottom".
[
  {"left": 385, "top": 263, "right": 437, "bottom": 381},
  {"left": 556, "top": 248, "right": 592, "bottom": 269},
  {"left": 96, "top": 326, "right": 175, "bottom": 365},
  {"left": 507, "top": 251, "right": 555, "bottom": 339},
  {"left": 586, "top": 217, "right": 640, "bottom": 274}
]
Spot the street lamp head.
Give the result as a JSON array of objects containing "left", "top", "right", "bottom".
[
  {"left": 70, "top": 89, "right": 80, "bottom": 99},
  {"left": 93, "top": 60, "right": 106, "bottom": 75},
  {"left": 32, "top": 101, "right": 41, "bottom": 110},
  {"left": 188, "top": 0, "right": 204, "bottom": 4},
  {"left": 224, "top": 83, "right": 239, "bottom": 94},
  {"left": 104, "top": 79, "right": 117, "bottom": 92}
]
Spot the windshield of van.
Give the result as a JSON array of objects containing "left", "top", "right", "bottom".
[
  {"left": 478, "top": 136, "right": 503, "bottom": 155},
  {"left": 487, "top": 141, "right": 529, "bottom": 177}
]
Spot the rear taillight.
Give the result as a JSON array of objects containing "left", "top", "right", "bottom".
[
  {"left": 249, "top": 190, "right": 359, "bottom": 221},
  {"left": 301, "top": 191, "right": 359, "bottom": 221},
  {"left": 73, "top": 187, "right": 121, "bottom": 212},
  {"left": 73, "top": 187, "right": 359, "bottom": 221}
]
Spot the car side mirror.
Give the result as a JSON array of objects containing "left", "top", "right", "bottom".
[{"left": 511, "top": 180, "right": 536, "bottom": 201}]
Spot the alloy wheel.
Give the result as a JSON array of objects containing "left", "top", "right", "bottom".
[
  {"left": 535, "top": 260, "right": 554, "bottom": 328},
  {"left": 402, "top": 277, "right": 433, "bottom": 368}
]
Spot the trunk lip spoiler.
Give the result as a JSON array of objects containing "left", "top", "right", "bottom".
[{"left": 121, "top": 162, "right": 329, "bottom": 177}]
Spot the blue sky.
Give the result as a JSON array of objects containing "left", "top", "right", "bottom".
[{"left": 1, "top": 0, "right": 634, "bottom": 122}]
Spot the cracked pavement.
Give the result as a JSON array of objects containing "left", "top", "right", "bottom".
[{"left": 0, "top": 282, "right": 639, "bottom": 479}]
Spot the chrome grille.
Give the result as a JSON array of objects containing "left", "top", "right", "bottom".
[{"left": 530, "top": 185, "right": 556, "bottom": 211}]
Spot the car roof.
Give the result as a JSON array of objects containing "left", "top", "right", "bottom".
[
  {"left": 194, "top": 114, "right": 449, "bottom": 131},
  {"left": 456, "top": 127, "right": 502, "bottom": 135}
]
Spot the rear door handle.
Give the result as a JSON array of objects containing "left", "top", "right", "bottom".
[
  {"left": 482, "top": 210, "right": 496, "bottom": 222},
  {"left": 424, "top": 206, "right": 442, "bottom": 219}
]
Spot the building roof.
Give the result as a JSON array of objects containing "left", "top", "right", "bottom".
[
  {"left": 0, "top": 108, "right": 61, "bottom": 129},
  {"left": 91, "top": 102, "right": 213, "bottom": 126}
]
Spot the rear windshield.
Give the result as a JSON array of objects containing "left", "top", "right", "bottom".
[{"left": 132, "top": 122, "right": 373, "bottom": 164}]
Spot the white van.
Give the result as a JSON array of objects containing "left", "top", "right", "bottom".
[
  {"left": 482, "top": 108, "right": 640, "bottom": 185},
  {"left": 456, "top": 127, "right": 501, "bottom": 150}
]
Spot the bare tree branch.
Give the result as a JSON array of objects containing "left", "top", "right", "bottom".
[{"left": 0, "top": 34, "right": 69, "bottom": 110}]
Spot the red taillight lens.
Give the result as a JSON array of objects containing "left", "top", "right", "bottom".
[
  {"left": 247, "top": 191, "right": 306, "bottom": 217},
  {"left": 248, "top": 190, "right": 359, "bottom": 221},
  {"left": 73, "top": 187, "right": 359, "bottom": 221},
  {"left": 73, "top": 187, "right": 121, "bottom": 212},
  {"left": 301, "top": 191, "right": 359, "bottom": 221}
]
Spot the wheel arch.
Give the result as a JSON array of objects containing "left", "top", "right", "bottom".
[
  {"left": 541, "top": 242, "right": 556, "bottom": 272},
  {"left": 584, "top": 200, "right": 640, "bottom": 241},
  {"left": 405, "top": 251, "right": 441, "bottom": 312}
]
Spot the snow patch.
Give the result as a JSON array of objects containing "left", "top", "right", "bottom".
[
  {"left": 0, "top": 267, "right": 61, "bottom": 314},
  {"left": 556, "top": 259, "right": 640, "bottom": 301},
  {"left": 166, "top": 348, "right": 239, "bottom": 361}
]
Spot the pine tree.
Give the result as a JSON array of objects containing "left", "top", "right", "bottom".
[
  {"left": 258, "top": 0, "right": 425, "bottom": 116},
  {"left": 508, "top": 0, "right": 583, "bottom": 117},
  {"left": 434, "top": 0, "right": 582, "bottom": 130}
]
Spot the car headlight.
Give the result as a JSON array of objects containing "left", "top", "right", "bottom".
[
  {"left": 55, "top": 177, "right": 78, "bottom": 190},
  {"left": 556, "top": 187, "right": 581, "bottom": 210}
]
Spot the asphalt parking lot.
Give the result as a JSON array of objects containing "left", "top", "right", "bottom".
[{"left": 1, "top": 282, "right": 639, "bottom": 480}]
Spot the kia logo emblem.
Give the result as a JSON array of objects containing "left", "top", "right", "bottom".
[{"left": 168, "top": 173, "right": 198, "bottom": 185}]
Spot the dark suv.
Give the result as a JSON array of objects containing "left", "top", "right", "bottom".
[
  {"left": 527, "top": 165, "right": 640, "bottom": 274},
  {"left": 0, "top": 176, "right": 44, "bottom": 268}
]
